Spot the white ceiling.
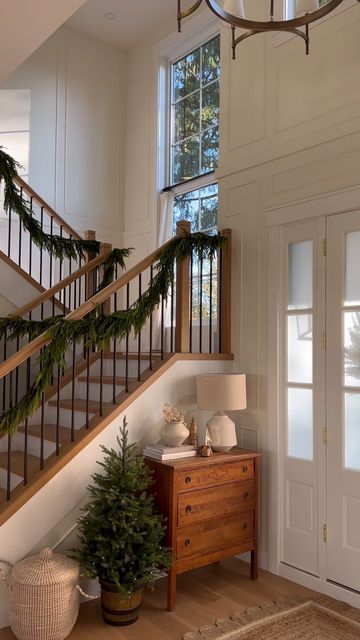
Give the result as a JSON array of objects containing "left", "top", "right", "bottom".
[{"left": 68, "top": 0, "right": 184, "bottom": 50}]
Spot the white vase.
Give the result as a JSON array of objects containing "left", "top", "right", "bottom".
[{"left": 160, "top": 420, "right": 189, "bottom": 447}]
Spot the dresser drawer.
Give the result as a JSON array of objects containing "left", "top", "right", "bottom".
[
  {"left": 177, "top": 511, "right": 254, "bottom": 560},
  {"left": 176, "top": 459, "right": 254, "bottom": 492},
  {"left": 177, "top": 480, "right": 255, "bottom": 527}
]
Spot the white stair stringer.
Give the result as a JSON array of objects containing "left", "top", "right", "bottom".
[{"left": 0, "top": 356, "right": 233, "bottom": 628}]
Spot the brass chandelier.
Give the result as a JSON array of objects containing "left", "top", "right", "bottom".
[{"left": 177, "top": 0, "right": 359, "bottom": 58}]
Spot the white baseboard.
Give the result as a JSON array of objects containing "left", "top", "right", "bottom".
[{"left": 279, "top": 562, "right": 360, "bottom": 609}]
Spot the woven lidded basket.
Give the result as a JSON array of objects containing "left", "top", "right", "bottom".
[{"left": 0, "top": 548, "right": 87, "bottom": 640}]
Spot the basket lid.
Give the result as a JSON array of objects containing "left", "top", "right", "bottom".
[{"left": 12, "top": 548, "right": 79, "bottom": 586}]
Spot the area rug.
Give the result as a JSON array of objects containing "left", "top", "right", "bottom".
[{"left": 182, "top": 595, "right": 360, "bottom": 640}]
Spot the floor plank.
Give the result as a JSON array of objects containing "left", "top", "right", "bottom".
[{"left": 0, "top": 559, "right": 316, "bottom": 639}]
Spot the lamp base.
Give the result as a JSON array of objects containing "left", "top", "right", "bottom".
[{"left": 206, "top": 411, "right": 237, "bottom": 453}]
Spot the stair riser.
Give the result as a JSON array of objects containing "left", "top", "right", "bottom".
[
  {"left": 0, "top": 433, "right": 55, "bottom": 459},
  {"left": 89, "top": 357, "right": 150, "bottom": 378},
  {"left": 28, "top": 406, "right": 88, "bottom": 430},
  {"left": 55, "top": 380, "right": 125, "bottom": 404},
  {"left": 0, "top": 468, "right": 23, "bottom": 492}
]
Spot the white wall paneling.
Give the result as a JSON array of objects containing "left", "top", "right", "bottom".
[{"left": 0, "top": 26, "right": 126, "bottom": 248}]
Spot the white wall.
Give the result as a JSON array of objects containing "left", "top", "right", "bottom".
[
  {"left": 122, "top": 0, "right": 360, "bottom": 569},
  {"left": 0, "top": 25, "right": 126, "bottom": 247},
  {"left": 0, "top": 357, "right": 232, "bottom": 628},
  {"left": 0, "top": 0, "right": 86, "bottom": 83}
]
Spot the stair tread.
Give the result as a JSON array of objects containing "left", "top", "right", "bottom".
[
  {"left": 103, "top": 352, "right": 161, "bottom": 360},
  {"left": 77, "top": 375, "right": 136, "bottom": 385},
  {"left": 0, "top": 451, "right": 39, "bottom": 477},
  {"left": 18, "top": 424, "right": 72, "bottom": 443},
  {"left": 48, "top": 398, "right": 107, "bottom": 413}
]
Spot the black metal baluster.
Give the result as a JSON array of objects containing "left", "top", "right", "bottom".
[
  {"left": 71, "top": 343, "right": 76, "bottom": 442},
  {"left": 199, "top": 255, "right": 203, "bottom": 354},
  {"left": 190, "top": 254, "right": 193, "bottom": 353},
  {"left": 113, "top": 291, "right": 117, "bottom": 404},
  {"left": 86, "top": 344, "right": 90, "bottom": 429},
  {"left": 170, "top": 271, "right": 175, "bottom": 353},
  {"left": 49, "top": 217, "right": 54, "bottom": 288},
  {"left": 40, "top": 385, "right": 45, "bottom": 471},
  {"left": 149, "top": 265, "right": 153, "bottom": 371},
  {"left": 161, "top": 295, "right": 164, "bottom": 361},
  {"left": 39, "top": 207, "right": 44, "bottom": 286},
  {"left": 218, "top": 245, "right": 223, "bottom": 352},
  {"left": 23, "top": 356, "right": 31, "bottom": 485},
  {"left": 78, "top": 256, "right": 82, "bottom": 306},
  {"left": 28, "top": 196, "right": 33, "bottom": 277},
  {"left": 73, "top": 279, "right": 77, "bottom": 311},
  {"left": 125, "top": 284, "right": 130, "bottom": 393},
  {"left": 137, "top": 274, "right": 142, "bottom": 381},
  {"left": 56, "top": 365, "right": 61, "bottom": 456},
  {"left": 99, "top": 348, "right": 104, "bottom": 417},
  {"left": 6, "top": 432, "right": 11, "bottom": 501},
  {"left": 209, "top": 256, "right": 213, "bottom": 354},
  {"left": 52, "top": 294, "right": 55, "bottom": 318},
  {"left": 7, "top": 206, "right": 11, "bottom": 258},
  {"left": 59, "top": 226, "right": 63, "bottom": 283},
  {"left": 2, "top": 330, "right": 7, "bottom": 409}
]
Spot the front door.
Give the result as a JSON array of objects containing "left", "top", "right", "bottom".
[{"left": 327, "top": 211, "right": 360, "bottom": 591}]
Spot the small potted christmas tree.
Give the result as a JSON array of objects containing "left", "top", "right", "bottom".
[{"left": 72, "top": 418, "right": 170, "bottom": 626}]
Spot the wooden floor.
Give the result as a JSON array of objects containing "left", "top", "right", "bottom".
[{"left": 0, "top": 559, "right": 316, "bottom": 639}]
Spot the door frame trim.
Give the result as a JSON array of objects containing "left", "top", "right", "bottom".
[
  {"left": 267, "top": 184, "right": 360, "bottom": 589},
  {"left": 279, "top": 562, "right": 360, "bottom": 609}
]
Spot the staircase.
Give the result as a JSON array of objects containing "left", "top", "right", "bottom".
[{"left": 0, "top": 171, "right": 233, "bottom": 527}]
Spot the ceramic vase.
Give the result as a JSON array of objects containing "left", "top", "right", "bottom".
[{"left": 160, "top": 420, "right": 189, "bottom": 447}]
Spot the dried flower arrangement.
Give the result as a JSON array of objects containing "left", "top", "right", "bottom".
[{"left": 162, "top": 403, "right": 185, "bottom": 423}]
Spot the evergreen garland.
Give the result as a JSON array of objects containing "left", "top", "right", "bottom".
[
  {"left": 0, "top": 232, "right": 225, "bottom": 434},
  {"left": 0, "top": 147, "right": 101, "bottom": 260},
  {"left": 71, "top": 418, "right": 170, "bottom": 593}
]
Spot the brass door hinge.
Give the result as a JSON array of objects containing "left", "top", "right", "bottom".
[
  {"left": 323, "top": 239, "right": 327, "bottom": 257},
  {"left": 323, "top": 332, "right": 327, "bottom": 351},
  {"left": 323, "top": 525, "right": 328, "bottom": 543},
  {"left": 323, "top": 428, "right": 328, "bottom": 445}
]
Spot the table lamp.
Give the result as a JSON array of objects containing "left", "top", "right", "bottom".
[{"left": 196, "top": 373, "right": 247, "bottom": 452}]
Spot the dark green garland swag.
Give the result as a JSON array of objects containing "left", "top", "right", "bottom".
[
  {"left": 0, "top": 146, "right": 101, "bottom": 260},
  {"left": 0, "top": 232, "right": 225, "bottom": 434}
]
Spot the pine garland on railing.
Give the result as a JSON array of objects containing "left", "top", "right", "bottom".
[
  {"left": 0, "top": 232, "right": 225, "bottom": 434},
  {"left": 0, "top": 147, "right": 101, "bottom": 260}
]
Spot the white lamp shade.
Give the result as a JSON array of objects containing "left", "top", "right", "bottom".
[
  {"left": 196, "top": 373, "right": 247, "bottom": 411},
  {"left": 223, "top": 0, "right": 245, "bottom": 18}
]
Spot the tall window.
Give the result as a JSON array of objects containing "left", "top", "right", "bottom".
[
  {"left": 171, "top": 35, "right": 220, "bottom": 185},
  {"left": 170, "top": 34, "right": 220, "bottom": 236}
]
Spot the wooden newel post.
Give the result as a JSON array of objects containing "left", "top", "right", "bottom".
[
  {"left": 84, "top": 230, "right": 96, "bottom": 300},
  {"left": 175, "top": 220, "right": 191, "bottom": 353},
  {"left": 100, "top": 242, "right": 112, "bottom": 315},
  {"left": 219, "top": 228, "right": 232, "bottom": 354}
]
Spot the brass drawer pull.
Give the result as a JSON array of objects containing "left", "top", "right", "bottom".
[
  {"left": 185, "top": 538, "right": 191, "bottom": 547},
  {"left": 243, "top": 522, "right": 248, "bottom": 531},
  {"left": 185, "top": 476, "right": 192, "bottom": 484},
  {"left": 242, "top": 465, "right": 248, "bottom": 473},
  {"left": 244, "top": 492, "right": 249, "bottom": 499},
  {"left": 185, "top": 505, "right": 192, "bottom": 513}
]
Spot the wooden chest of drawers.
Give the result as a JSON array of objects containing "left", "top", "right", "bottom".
[{"left": 145, "top": 450, "right": 261, "bottom": 610}]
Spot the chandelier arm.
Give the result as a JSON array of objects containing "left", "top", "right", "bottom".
[
  {"left": 177, "top": 0, "right": 204, "bottom": 32},
  {"left": 232, "top": 26, "right": 310, "bottom": 59},
  {"left": 204, "top": 0, "right": 345, "bottom": 30}
]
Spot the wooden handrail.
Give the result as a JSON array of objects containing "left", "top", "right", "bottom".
[
  {"left": 14, "top": 176, "right": 82, "bottom": 240},
  {"left": 0, "top": 228, "right": 231, "bottom": 380},
  {"left": 15, "top": 254, "right": 105, "bottom": 318},
  {"left": 0, "top": 239, "right": 171, "bottom": 380}
]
